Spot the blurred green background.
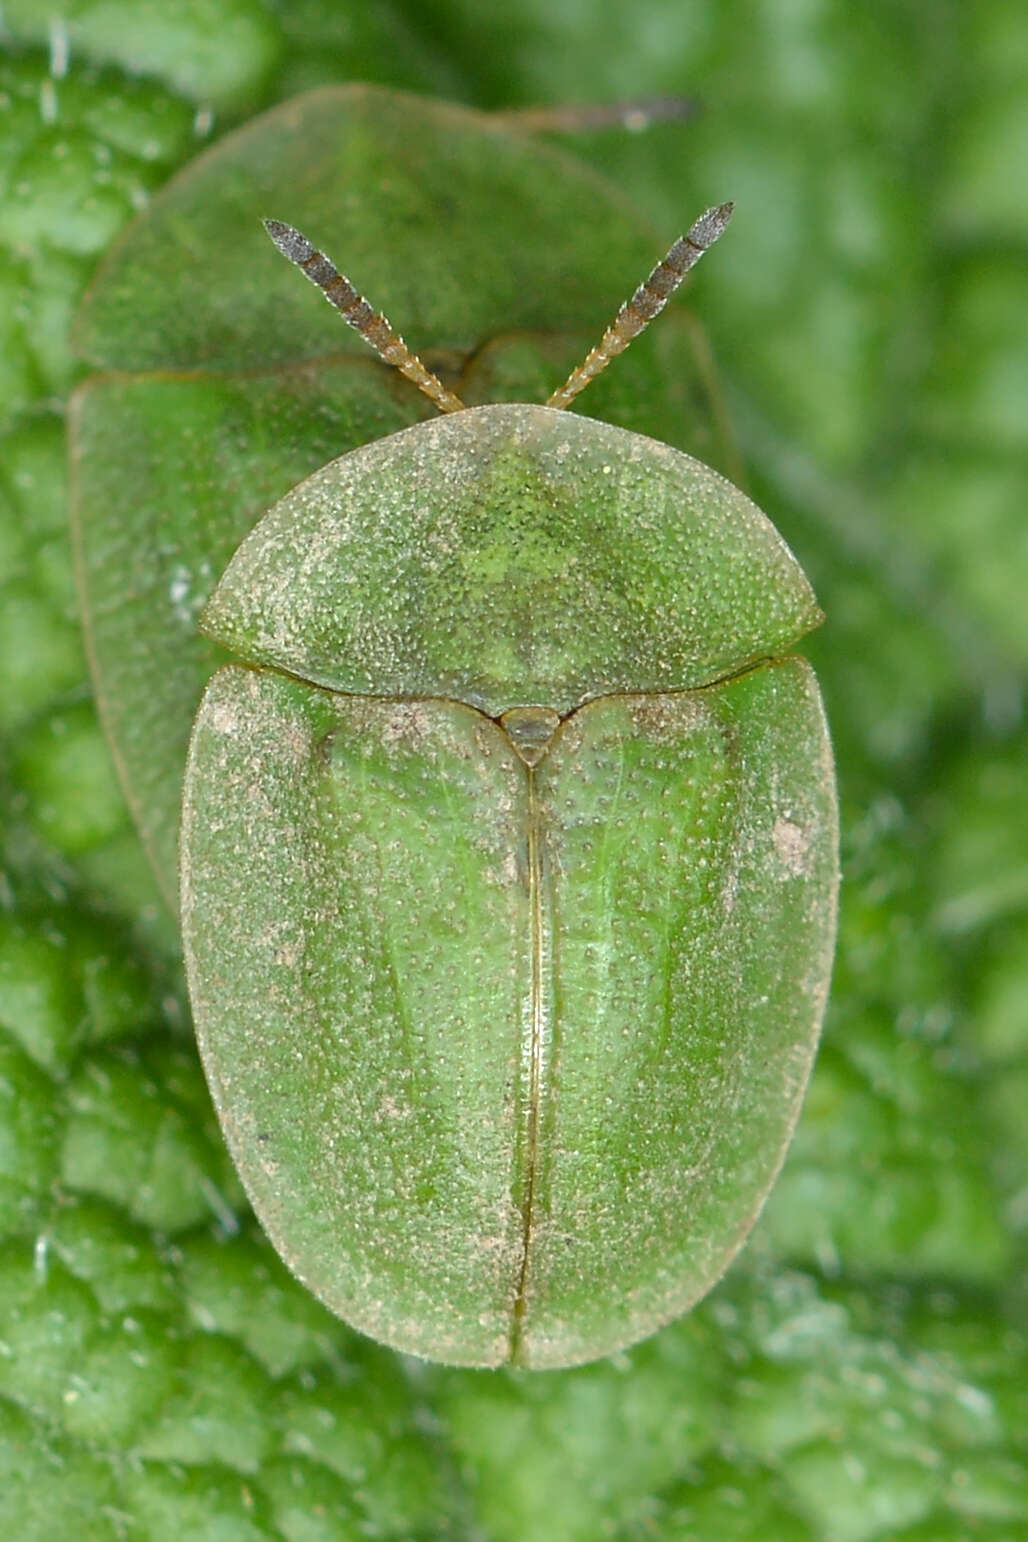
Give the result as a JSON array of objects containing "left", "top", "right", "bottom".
[{"left": 1, "top": 2, "right": 1026, "bottom": 1537}]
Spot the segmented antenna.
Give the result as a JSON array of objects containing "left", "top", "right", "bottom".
[
  {"left": 546, "top": 202, "right": 734, "bottom": 411},
  {"left": 264, "top": 220, "right": 467, "bottom": 415}
]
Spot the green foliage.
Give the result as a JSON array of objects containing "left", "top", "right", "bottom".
[{"left": 0, "top": 1, "right": 1025, "bottom": 1536}]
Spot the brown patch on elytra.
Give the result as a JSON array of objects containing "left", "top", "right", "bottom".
[
  {"left": 375, "top": 1094, "right": 411, "bottom": 1123},
  {"left": 379, "top": 700, "right": 433, "bottom": 748},
  {"left": 626, "top": 692, "right": 709, "bottom": 745},
  {"left": 210, "top": 699, "right": 240, "bottom": 735},
  {"left": 773, "top": 815, "right": 813, "bottom": 876},
  {"left": 281, "top": 719, "right": 314, "bottom": 767}
]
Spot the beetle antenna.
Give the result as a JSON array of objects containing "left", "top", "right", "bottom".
[
  {"left": 546, "top": 202, "right": 734, "bottom": 411},
  {"left": 264, "top": 219, "right": 467, "bottom": 415}
]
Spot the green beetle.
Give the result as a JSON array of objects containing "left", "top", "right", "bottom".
[
  {"left": 71, "top": 87, "right": 837, "bottom": 1370},
  {"left": 181, "top": 210, "right": 837, "bottom": 1370}
]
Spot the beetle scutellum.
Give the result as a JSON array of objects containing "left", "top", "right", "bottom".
[{"left": 177, "top": 201, "right": 838, "bottom": 1370}]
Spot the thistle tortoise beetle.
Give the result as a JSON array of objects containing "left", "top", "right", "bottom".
[
  {"left": 70, "top": 87, "right": 837, "bottom": 1369},
  {"left": 177, "top": 204, "right": 838, "bottom": 1371}
]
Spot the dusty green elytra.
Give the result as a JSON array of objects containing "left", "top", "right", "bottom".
[
  {"left": 178, "top": 203, "right": 838, "bottom": 1371},
  {"left": 69, "top": 87, "right": 836, "bottom": 1370}
]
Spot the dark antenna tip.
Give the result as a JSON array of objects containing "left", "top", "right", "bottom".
[
  {"left": 263, "top": 218, "right": 314, "bottom": 264},
  {"left": 687, "top": 202, "right": 734, "bottom": 250}
]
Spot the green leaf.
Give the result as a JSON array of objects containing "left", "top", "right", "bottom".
[{"left": 1, "top": 0, "right": 1026, "bottom": 1535}]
